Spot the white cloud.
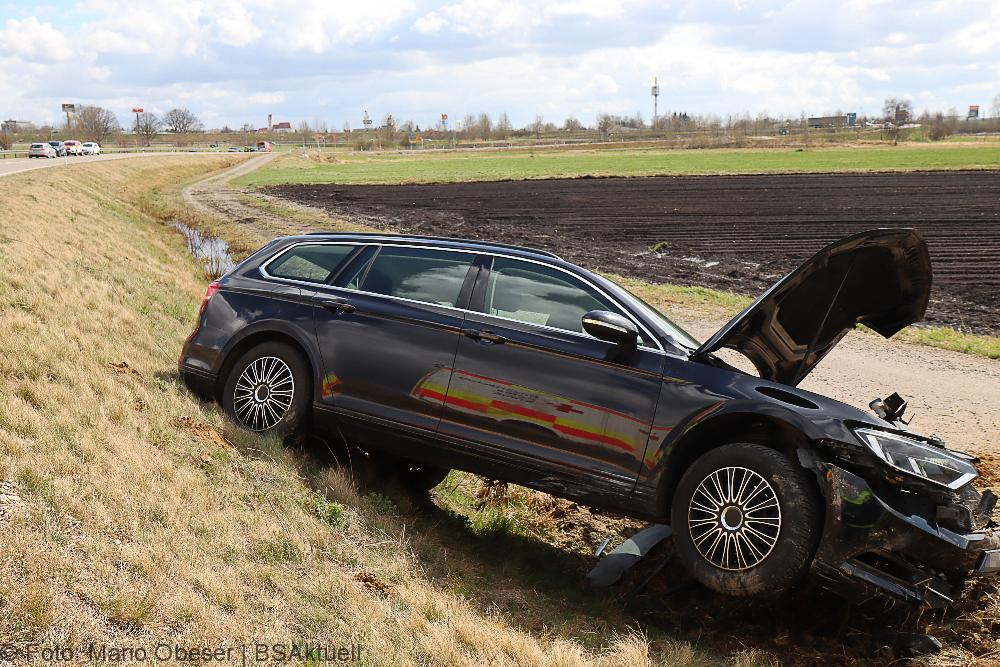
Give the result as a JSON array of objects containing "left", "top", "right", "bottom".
[
  {"left": 248, "top": 91, "right": 286, "bottom": 104},
  {"left": 0, "top": 17, "right": 74, "bottom": 62},
  {"left": 2, "top": 0, "right": 999, "bottom": 127}
]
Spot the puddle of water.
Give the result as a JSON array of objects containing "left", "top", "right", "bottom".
[{"left": 172, "top": 222, "right": 235, "bottom": 278}]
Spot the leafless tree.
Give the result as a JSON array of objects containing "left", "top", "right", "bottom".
[
  {"left": 476, "top": 113, "right": 492, "bottom": 140},
  {"left": 76, "top": 106, "right": 121, "bottom": 144},
  {"left": 460, "top": 113, "right": 476, "bottom": 138},
  {"left": 0, "top": 126, "right": 10, "bottom": 150},
  {"left": 529, "top": 114, "right": 544, "bottom": 138},
  {"left": 882, "top": 97, "right": 913, "bottom": 144},
  {"left": 563, "top": 116, "right": 582, "bottom": 132},
  {"left": 134, "top": 111, "right": 161, "bottom": 146},
  {"left": 991, "top": 93, "right": 1000, "bottom": 119},
  {"left": 495, "top": 112, "right": 512, "bottom": 139},
  {"left": 163, "top": 108, "right": 203, "bottom": 133}
]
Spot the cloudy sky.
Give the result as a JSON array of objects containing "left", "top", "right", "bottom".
[{"left": 1, "top": 0, "right": 998, "bottom": 130}]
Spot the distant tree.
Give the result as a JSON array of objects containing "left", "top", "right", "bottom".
[
  {"left": 563, "top": 116, "right": 582, "bottom": 132},
  {"left": 495, "top": 112, "right": 512, "bottom": 138},
  {"left": 400, "top": 119, "right": 415, "bottom": 133},
  {"left": 239, "top": 122, "right": 254, "bottom": 133},
  {"left": 133, "top": 111, "right": 161, "bottom": 146},
  {"left": 379, "top": 114, "right": 397, "bottom": 147},
  {"left": 460, "top": 113, "right": 476, "bottom": 137},
  {"left": 882, "top": 97, "right": 913, "bottom": 144},
  {"left": 529, "top": 114, "right": 544, "bottom": 138},
  {"left": 220, "top": 125, "right": 233, "bottom": 133},
  {"left": 0, "top": 125, "right": 9, "bottom": 150},
  {"left": 991, "top": 93, "right": 1000, "bottom": 119},
  {"left": 597, "top": 113, "right": 613, "bottom": 137},
  {"left": 163, "top": 108, "right": 203, "bottom": 133},
  {"left": 476, "top": 112, "right": 492, "bottom": 140},
  {"left": 343, "top": 121, "right": 351, "bottom": 133},
  {"left": 76, "top": 106, "right": 121, "bottom": 144}
]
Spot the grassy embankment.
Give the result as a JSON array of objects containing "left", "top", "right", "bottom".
[
  {"left": 235, "top": 142, "right": 1000, "bottom": 187},
  {"left": 0, "top": 156, "right": 762, "bottom": 664},
  {"left": 236, "top": 146, "right": 1000, "bottom": 359}
]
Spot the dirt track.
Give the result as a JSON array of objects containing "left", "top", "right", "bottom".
[{"left": 268, "top": 170, "right": 1000, "bottom": 334}]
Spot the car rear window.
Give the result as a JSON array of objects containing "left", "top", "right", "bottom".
[
  {"left": 31, "top": 144, "right": 44, "bottom": 148},
  {"left": 265, "top": 244, "right": 357, "bottom": 284},
  {"left": 359, "top": 246, "right": 476, "bottom": 307}
]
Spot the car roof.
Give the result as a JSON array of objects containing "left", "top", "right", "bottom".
[{"left": 296, "top": 232, "right": 562, "bottom": 260}]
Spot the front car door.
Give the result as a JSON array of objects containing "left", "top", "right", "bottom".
[{"left": 434, "top": 254, "right": 665, "bottom": 506}]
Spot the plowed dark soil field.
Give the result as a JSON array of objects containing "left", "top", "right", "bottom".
[{"left": 268, "top": 170, "right": 1000, "bottom": 333}]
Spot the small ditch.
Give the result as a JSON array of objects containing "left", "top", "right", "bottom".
[{"left": 173, "top": 222, "right": 235, "bottom": 278}]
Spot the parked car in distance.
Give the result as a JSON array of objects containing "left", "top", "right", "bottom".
[
  {"left": 63, "top": 140, "right": 83, "bottom": 155},
  {"left": 180, "top": 230, "right": 999, "bottom": 609},
  {"left": 81, "top": 142, "right": 101, "bottom": 155},
  {"left": 227, "top": 146, "right": 241, "bottom": 152},
  {"left": 47, "top": 141, "right": 67, "bottom": 156},
  {"left": 28, "top": 142, "right": 57, "bottom": 158}
]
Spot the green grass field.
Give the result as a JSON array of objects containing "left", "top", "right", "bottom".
[{"left": 236, "top": 143, "right": 1000, "bottom": 187}]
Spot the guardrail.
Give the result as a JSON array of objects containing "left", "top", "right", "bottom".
[{"left": 0, "top": 150, "right": 29, "bottom": 159}]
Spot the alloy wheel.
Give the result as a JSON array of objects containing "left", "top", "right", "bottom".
[
  {"left": 688, "top": 466, "right": 782, "bottom": 571},
  {"left": 232, "top": 356, "right": 295, "bottom": 432}
]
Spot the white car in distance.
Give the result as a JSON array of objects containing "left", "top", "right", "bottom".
[
  {"left": 81, "top": 142, "right": 101, "bottom": 155},
  {"left": 28, "top": 143, "right": 57, "bottom": 158}
]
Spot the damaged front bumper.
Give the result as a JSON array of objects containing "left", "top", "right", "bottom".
[{"left": 810, "top": 462, "right": 1000, "bottom": 608}]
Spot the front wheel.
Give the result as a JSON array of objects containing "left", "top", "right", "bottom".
[
  {"left": 671, "top": 442, "right": 821, "bottom": 597},
  {"left": 222, "top": 341, "right": 311, "bottom": 436}
]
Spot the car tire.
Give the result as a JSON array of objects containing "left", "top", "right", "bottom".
[
  {"left": 222, "top": 341, "right": 311, "bottom": 436},
  {"left": 671, "top": 442, "right": 821, "bottom": 597}
]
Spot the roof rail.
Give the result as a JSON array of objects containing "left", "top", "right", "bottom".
[{"left": 302, "top": 231, "right": 561, "bottom": 259}]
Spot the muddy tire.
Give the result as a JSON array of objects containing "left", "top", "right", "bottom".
[
  {"left": 222, "top": 342, "right": 311, "bottom": 436},
  {"left": 671, "top": 443, "right": 821, "bottom": 597}
]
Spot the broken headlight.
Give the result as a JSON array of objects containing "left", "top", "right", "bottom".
[{"left": 853, "top": 427, "right": 979, "bottom": 490}]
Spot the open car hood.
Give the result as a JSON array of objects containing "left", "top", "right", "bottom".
[{"left": 695, "top": 229, "right": 931, "bottom": 387}]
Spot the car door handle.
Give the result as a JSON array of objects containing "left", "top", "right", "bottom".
[
  {"left": 463, "top": 329, "right": 506, "bottom": 344},
  {"left": 318, "top": 298, "right": 356, "bottom": 313}
]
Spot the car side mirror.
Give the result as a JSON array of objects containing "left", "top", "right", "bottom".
[{"left": 582, "top": 310, "right": 638, "bottom": 347}]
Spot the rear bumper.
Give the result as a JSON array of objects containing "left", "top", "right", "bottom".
[
  {"left": 179, "top": 364, "right": 217, "bottom": 399},
  {"left": 811, "top": 463, "right": 1000, "bottom": 608}
]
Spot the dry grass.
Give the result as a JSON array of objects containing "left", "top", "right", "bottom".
[{"left": 0, "top": 157, "right": 740, "bottom": 664}]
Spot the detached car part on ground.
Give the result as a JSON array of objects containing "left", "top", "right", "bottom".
[{"left": 179, "top": 228, "right": 999, "bottom": 609}]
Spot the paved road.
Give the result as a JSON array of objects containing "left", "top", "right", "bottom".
[{"left": 0, "top": 152, "right": 224, "bottom": 178}]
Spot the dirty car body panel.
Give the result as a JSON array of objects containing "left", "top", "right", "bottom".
[{"left": 179, "top": 229, "right": 998, "bottom": 607}]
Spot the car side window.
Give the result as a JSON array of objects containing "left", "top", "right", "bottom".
[
  {"left": 359, "top": 246, "right": 476, "bottom": 307},
  {"left": 266, "top": 244, "right": 356, "bottom": 284},
  {"left": 484, "top": 257, "right": 648, "bottom": 344}
]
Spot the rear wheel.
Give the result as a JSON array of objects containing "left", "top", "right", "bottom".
[
  {"left": 671, "top": 442, "right": 821, "bottom": 597},
  {"left": 222, "top": 341, "right": 311, "bottom": 436}
]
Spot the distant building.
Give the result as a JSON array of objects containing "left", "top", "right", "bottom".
[
  {"left": 968, "top": 105, "right": 980, "bottom": 120},
  {"left": 272, "top": 121, "right": 294, "bottom": 133},
  {"left": 807, "top": 115, "right": 853, "bottom": 128},
  {"left": 1, "top": 119, "right": 31, "bottom": 132}
]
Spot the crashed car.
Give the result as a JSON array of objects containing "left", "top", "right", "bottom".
[{"left": 179, "top": 228, "right": 998, "bottom": 607}]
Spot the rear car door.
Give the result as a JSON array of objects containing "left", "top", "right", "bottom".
[
  {"left": 436, "top": 255, "right": 665, "bottom": 501},
  {"left": 306, "top": 244, "right": 477, "bottom": 436}
]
